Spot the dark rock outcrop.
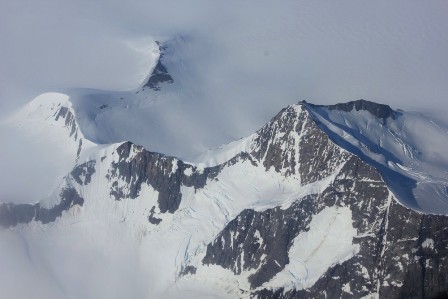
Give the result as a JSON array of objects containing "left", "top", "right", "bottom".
[
  {"left": 253, "top": 199, "right": 448, "bottom": 299},
  {"left": 0, "top": 188, "right": 84, "bottom": 228},
  {"left": 147, "top": 206, "right": 162, "bottom": 225},
  {"left": 54, "top": 106, "right": 79, "bottom": 139},
  {"left": 251, "top": 104, "right": 349, "bottom": 183},
  {"left": 143, "top": 41, "right": 174, "bottom": 91},
  {"left": 106, "top": 142, "right": 222, "bottom": 213},
  {"left": 53, "top": 104, "right": 85, "bottom": 158},
  {"left": 314, "top": 99, "right": 398, "bottom": 120},
  {"left": 203, "top": 155, "right": 389, "bottom": 293},
  {"left": 71, "top": 160, "right": 96, "bottom": 185}
]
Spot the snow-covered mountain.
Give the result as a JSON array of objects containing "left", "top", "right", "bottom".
[{"left": 1, "top": 69, "right": 448, "bottom": 299}]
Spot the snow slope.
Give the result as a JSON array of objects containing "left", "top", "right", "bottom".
[
  {"left": 0, "top": 92, "right": 95, "bottom": 203},
  {"left": 306, "top": 101, "right": 448, "bottom": 213}
]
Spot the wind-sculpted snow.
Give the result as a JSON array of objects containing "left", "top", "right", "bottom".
[{"left": 305, "top": 100, "right": 448, "bottom": 214}]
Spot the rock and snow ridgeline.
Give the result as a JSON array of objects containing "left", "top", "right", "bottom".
[{"left": 1, "top": 96, "right": 448, "bottom": 298}]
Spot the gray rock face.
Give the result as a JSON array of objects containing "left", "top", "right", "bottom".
[
  {"left": 253, "top": 200, "right": 448, "bottom": 299},
  {"left": 53, "top": 104, "right": 85, "bottom": 159},
  {"left": 203, "top": 197, "right": 318, "bottom": 288},
  {"left": 203, "top": 154, "right": 390, "bottom": 293},
  {"left": 71, "top": 160, "right": 96, "bottom": 185},
  {"left": 54, "top": 106, "right": 79, "bottom": 139},
  {"left": 251, "top": 104, "right": 349, "bottom": 184},
  {"left": 0, "top": 188, "right": 84, "bottom": 228},
  {"left": 143, "top": 41, "right": 174, "bottom": 91},
  {"left": 314, "top": 99, "right": 398, "bottom": 121},
  {"left": 378, "top": 201, "right": 448, "bottom": 299},
  {"left": 202, "top": 103, "right": 448, "bottom": 298},
  {"left": 106, "top": 141, "right": 222, "bottom": 213}
]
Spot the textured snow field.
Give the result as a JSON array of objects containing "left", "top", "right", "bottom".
[
  {"left": 266, "top": 206, "right": 359, "bottom": 291},
  {"left": 308, "top": 105, "right": 448, "bottom": 213}
]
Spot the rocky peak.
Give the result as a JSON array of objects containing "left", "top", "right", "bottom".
[
  {"left": 143, "top": 41, "right": 174, "bottom": 91},
  {"left": 106, "top": 141, "right": 224, "bottom": 214},
  {"left": 0, "top": 187, "right": 84, "bottom": 228},
  {"left": 314, "top": 99, "right": 397, "bottom": 120},
  {"left": 54, "top": 105, "right": 80, "bottom": 141},
  {"left": 250, "top": 103, "right": 349, "bottom": 184},
  {"left": 51, "top": 102, "right": 86, "bottom": 158}
]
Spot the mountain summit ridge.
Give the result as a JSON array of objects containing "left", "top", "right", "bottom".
[
  {"left": 312, "top": 99, "right": 398, "bottom": 120},
  {"left": 1, "top": 98, "right": 448, "bottom": 298}
]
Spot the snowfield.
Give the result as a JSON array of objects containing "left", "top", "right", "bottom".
[{"left": 308, "top": 103, "right": 448, "bottom": 213}]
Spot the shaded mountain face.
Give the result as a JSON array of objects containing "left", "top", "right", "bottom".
[
  {"left": 142, "top": 41, "right": 174, "bottom": 91},
  {"left": 306, "top": 100, "right": 448, "bottom": 214},
  {"left": 1, "top": 100, "right": 448, "bottom": 298}
]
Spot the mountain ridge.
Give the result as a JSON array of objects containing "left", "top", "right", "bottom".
[{"left": 1, "top": 99, "right": 448, "bottom": 298}]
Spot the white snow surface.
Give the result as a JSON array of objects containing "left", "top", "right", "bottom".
[
  {"left": 308, "top": 104, "right": 448, "bottom": 214},
  {"left": 0, "top": 93, "right": 95, "bottom": 203},
  {"left": 265, "top": 206, "right": 359, "bottom": 291}
]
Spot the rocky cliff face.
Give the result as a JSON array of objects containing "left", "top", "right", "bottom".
[
  {"left": 51, "top": 101, "right": 85, "bottom": 159},
  {"left": 104, "top": 141, "right": 221, "bottom": 213},
  {"left": 143, "top": 41, "right": 174, "bottom": 91},
  {"left": 204, "top": 155, "right": 389, "bottom": 294},
  {"left": 0, "top": 188, "right": 84, "bottom": 228},
  {"left": 250, "top": 105, "right": 349, "bottom": 183},
  {"left": 253, "top": 199, "right": 448, "bottom": 299}
]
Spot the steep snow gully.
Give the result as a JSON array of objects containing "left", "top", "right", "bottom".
[{"left": 1, "top": 90, "right": 448, "bottom": 298}]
